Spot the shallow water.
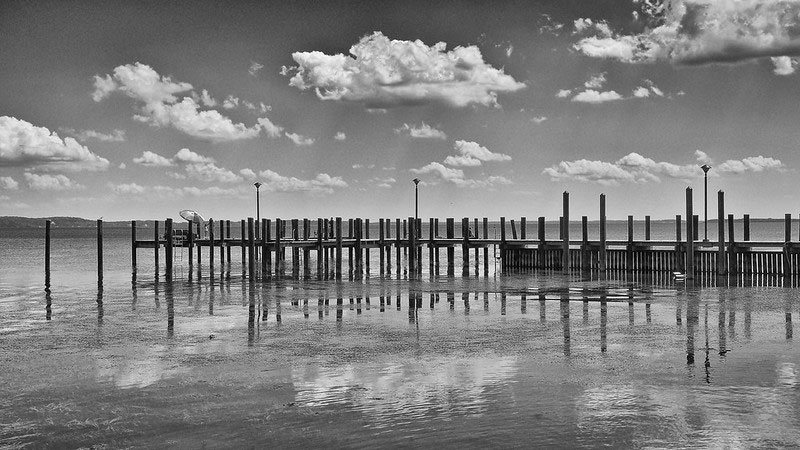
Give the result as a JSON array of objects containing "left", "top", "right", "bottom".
[{"left": 1, "top": 230, "right": 798, "bottom": 448}]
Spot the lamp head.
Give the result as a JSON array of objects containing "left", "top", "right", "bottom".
[
  {"left": 700, "top": 164, "right": 711, "bottom": 174},
  {"left": 412, "top": 178, "right": 420, "bottom": 186},
  {"left": 254, "top": 182, "right": 262, "bottom": 189}
]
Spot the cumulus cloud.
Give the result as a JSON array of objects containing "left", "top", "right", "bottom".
[
  {"left": 283, "top": 31, "right": 525, "bottom": 108},
  {"left": 0, "top": 176, "right": 19, "bottom": 190},
  {"left": 544, "top": 151, "right": 784, "bottom": 185},
  {"left": 249, "top": 61, "right": 264, "bottom": 76},
  {"left": 444, "top": 140, "right": 511, "bottom": 167},
  {"left": 571, "top": 89, "right": 624, "bottom": 104},
  {"left": 257, "top": 170, "right": 347, "bottom": 194},
  {"left": 532, "top": 116, "right": 548, "bottom": 124},
  {"left": 256, "top": 117, "right": 284, "bottom": 138},
  {"left": 92, "top": 63, "right": 278, "bottom": 142},
  {"left": 59, "top": 127, "right": 126, "bottom": 142},
  {"left": 395, "top": 122, "right": 447, "bottom": 139},
  {"left": 574, "top": 0, "right": 800, "bottom": 69},
  {"left": 24, "top": 173, "right": 83, "bottom": 190},
  {"left": 556, "top": 89, "right": 573, "bottom": 98},
  {"left": 133, "top": 150, "right": 174, "bottom": 167},
  {"left": 584, "top": 72, "right": 607, "bottom": 89},
  {"left": 222, "top": 95, "right": 239, "bottom": 109},
  {"left": 111, "top": 182, "right": 146, "bottom": 195},
  {"left": 285, "top": 132, "right": 315, "bottom": 146},
  {"left": 334, "top": 131, "right": 347, "bottom": 141},
  {"left": 0, "top": 116, "right": 110, "bottom": 171}
]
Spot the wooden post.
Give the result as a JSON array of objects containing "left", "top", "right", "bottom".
[
  {"left": 728, "top": 214, "right": 737, "bottom": 274},
  {"left": 196, "top": 222, "right": 201, "bottom": 267},
  {"left": 599, "top": 194, "right": 606, "bottom": 272},
  {"left": 97, "top": 219, "right": 103, "bottom": 285},
  {"left": 408, "top": 216, "right": 416, "bottom": 276},
  {"left": 188, "top": 219, "right": 194, "bottom": 266},
  {"left": 462, "top": 217, "right": 470, "bottom": 276},
  {"left": 209, "top": 219, "right": 215, "bottom": 270},
  {"left": 265, "top": 219, "right": 272, "bottom": 275},
  {"left": 483, "top": 218, "right": 489, "bottom": 275},
  {"left": 693, "top": 215, "right": 699, "bottom": 241},
  {"left": 510, "top": 220, "right": 517, "bottom": 240},
  {"left": 240, "top": 220, "right": 246, "bottom": 269},
  {"left": 395, "top": 218, "right": 402, "bottom": 274},
  {"left": 500, "top": 217, "right": 506, "bottom": 243},
  {"left": 784, "top": 213, "right": 792, "bottom": 280},
  {"left": 744, "top": 214, "right": 750, "bottom": 276},
  {"left": 248, "top": 217, "right": 255, "bottom": 280},
  {"left": 364, "top": 218, "right": 370, "bottom": 275},
  {"left": 562, "top": 191, "right": 569, "bottom": 274},
  {"left": 165, "top": 218, "right": 173, "bottom": 280},
  {"left": 521, "top": 217, "right": 526, "bottom": 240},
  {"left": 226, "top": 220, "right": 231, "bottom": 262},
  {"left": 275, "top": 218, "right": 283, "bottom": 277},
  {"left": 645, "top": 216, "right": 651, "bottom": 241},
  {"left": 154, "top": 220, "right": 160, "bottom": 269},
  {"left": 581, "top": 216, "right": 589, "bottom": 271},
  {"left": 356, "top": 218, "right": 364, "bottom": 278},
  {"left": 446, "top": 218, "right": 455, "bottom": 276},
  {"left": 262, "top": 219, "right": 268, "bottom": 276},
  {"left": 686, "top": 187, "right": 694, "bottom": 280},
  {"left": 219, "top": 219, "right": 225, "bottom": 266},
  {"left": 45, "top": 219, "right": 51, "bottom": 278},
  {"left": 429, "top": 218, "right": 435, "bottom": 275},
  {"left": 130, "top": 220, "right": 137, "bottom": 269},
  {"left": 538, "top": 216, "right": 545, "bottom": 269},
  {"left": 717, "top": 191, "right": 726, "bottom": 276},
  {"left": 626, "top": 215, "right": 634, "bottom": 273},
  {"left": 675, "top": 215, "right": 683, "bottom": 273},
  {"left": 385, "top": 218, "right": 392, "bottom": 275},
  {"left": 379, "top": 218, "right": 385, "bottom": 275},
  {"left": 317, "top": 218, "right": 324, "bottom": 278},
  {"left": 336, "top": 217, "right": 343, "bottom": 279}
]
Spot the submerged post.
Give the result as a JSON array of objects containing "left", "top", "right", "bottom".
[
  {"left": 686, "top": 187, "right": 694, "bottom": 279},
  {"left": 562, "top": 191, "right": 569, "bottom": 274}
]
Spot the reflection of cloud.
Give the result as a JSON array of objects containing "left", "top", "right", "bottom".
[
  {"left": 93, "top": 345, "right": 189, "bottom": 389},
  {"left": 292, "top": 356, "right": 518, "bottom": 424}
]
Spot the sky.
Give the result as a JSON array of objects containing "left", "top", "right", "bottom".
[{"left": 1, "top": 0, "right": 799, "bottom": 221}]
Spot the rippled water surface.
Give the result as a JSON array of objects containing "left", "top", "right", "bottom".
[{"left": 1, "top": 229, "right": 798, "bottom": 448}]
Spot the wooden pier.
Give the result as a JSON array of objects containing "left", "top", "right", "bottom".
[{"left": 42, "top": 188, "right": 800, "bottom": 285}]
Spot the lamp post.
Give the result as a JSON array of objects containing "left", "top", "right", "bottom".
[
  {"left": 700, "top": 164, "right": 711, "bottom": 242},
  {"left": 254, "top": 182, "right": 262, "bottom": 240}
]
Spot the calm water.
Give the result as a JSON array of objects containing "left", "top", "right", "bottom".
[{"left": 1, "top": 227, "right": 798, "bottom": 448}]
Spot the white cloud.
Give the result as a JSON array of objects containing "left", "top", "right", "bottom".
[
  {"left": 532, "top": 116, "right": 548, "bottom": 124},
  {"left": 173, "top": 148, "right": 214, "bottom": 164},
  {"left": 286, "top": 132, "right": 315, "bottom": 146},
  {"left": 198, "top": 89, "right": 217, "bottom": 107},
  {"left": 258, "top": 169, "right": 347, "bottom": 194},
  {"left": 256, "top": 117, "right": 284, "bottom": 138},
  {"left": 59, "top": 127, "right": 126, "bottom": 142},
  {"left": 0, "top": 116, "right": 110, "bottom": 171},
  {"left": 0, "top": 176, "right": 19, "bottom": 190},
  {"left": 239, "top": 168, "right": 257, "bottom": 180},
  {"left": 334, "top": 131, "right": 346, "bottom": 141},
  {"left": 369, "top": 177, "right": 396, "bottom": 188},
  {"left": 556, "top": 89, "right": 572, "bottom": 98},
  {"left": 584, "top": 72, "right": 607, "bottom": 89},
  {"left": 771, "top": 56, "right": 799, "bottom": 75},
  {"left": 573, "top": 18, "right": 613, "bottom": 37},
  {"left": 574, "top": 1, "right": 800, "bottom": 69},
  {"left": 545, "top": 151, "right": 784, "bottom": 184},
  {"left": 183, "top": 160, "right": 242, "bottom": 183},
  {"left": 133, "top": 151, "right": 174, "bottom": 167},
  {"left": 444, "top": 140, "right": 511, "bottom": 167},
  {"left": 249, "top": 61, "right": 264, "bottom": 76},
  {"left": 571, "top": 89, "right": 623, "bottom": 104},
  {"left": 283, "top": 31, "right": 525, "bottom": 108},
  {"left": 111, "top": 182, "right": 146, "bottom": 195},
  {"left": 395, "top": 122, "right": 447, "bottom": 139},
  {"left": 24, "top": 173, "right": 83, "bottom": 190},
  {"left": 92, "top": 63, "right": 270, "bottom": 142},
  {"left": 632, "top": 86, "right": 651, "bottom": 98},
  {"left": 410, "top": 161, "right": 511, "bottom": 188},
  {"left": 222, "top": 95, "right": 239, "bottom": 109}
]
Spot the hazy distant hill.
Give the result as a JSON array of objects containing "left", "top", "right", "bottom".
[{"left": 0, "top": 216, "right": 132, "bottom": 228}]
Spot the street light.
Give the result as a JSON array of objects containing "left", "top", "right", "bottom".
[
  {"left": 700, "top": 164, "right": 711, "bottom": 241},
  {"left": 412, "top": 178, "right": 420, "bottom": 221},
  {"left": 254, "top": 182, "right": 262, "bottom": 240}
]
